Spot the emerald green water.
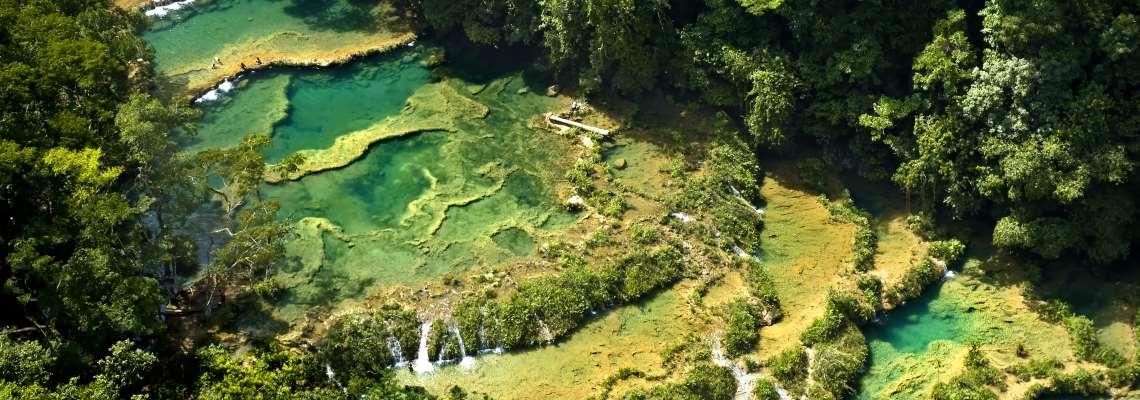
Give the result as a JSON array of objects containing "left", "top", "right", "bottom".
[
  {"left": 143, "top": 0, "right": 391, "bottom": 76},
  {"left": 172, "top": 38, "right": 578, "bottom": 329},
  {"left": 182, "top": 50, "right": 430, "bottom": 159},
  {"left": 857, "top": 282, "right": 973, "bottom": 399}
]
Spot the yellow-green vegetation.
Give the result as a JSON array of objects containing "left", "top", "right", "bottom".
[{"left": 7, "top": 0, "right": 1140, "bottom": 398}]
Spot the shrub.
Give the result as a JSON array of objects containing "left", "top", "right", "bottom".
[
  {"left": 930, "top": 345, "right": 1004, "bottom": 400},
  {"left": 320, "top": 312, "right": 397, "bottom": 378},
  {"left": 630, "top": 223, "right": 662, "bottom": 246},
  {"left": 1108, "top": 361, "right": 1140, "bottom": 389},
  {"left": 1048, "top": 369, "right": 1108, "bottom": 396},
  {"left": 886, "top": 259, "right": 941, "bottom": 306},
  {"left": 819, "top": 196, "right": 876, "bottom": 272},
  {"left": 825, "top": 288, "right": 876, "bottom": 325},
  {"left": 1006, "top": 357, "right": 1062, "bottom": 381},
  {"left": 857, "top": 274, "right": 883, "bottom": 309},
  {"left": 928, "top": 239, "right": 966, "bottom": 263},
  {"left": 746, "top": 260, "right": 782, "bottom": 322},
  {"left": 768, "top": 345, "right": 808, "bottom": 389},
  {"left": 753, "top": 378, "right": 780, "bottom": 400},
  {"left": 1064, "top": 315, "right": 1124, "bottom": 366},
  {"left": 623, "top": 364, "right": 736, "bottom": 400},
  {"left": 724, "top": 299, "right": 761, "bottom": 357},
  {"left": 807, "top": 324, "right": 868, "bottom": 399},
  {"left": 800, "top": 305, "right": 846, "bottom": 346}
]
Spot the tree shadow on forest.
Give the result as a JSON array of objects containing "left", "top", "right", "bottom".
[{"left": 282, "top": 0, "right": 387, "bottom": 33}]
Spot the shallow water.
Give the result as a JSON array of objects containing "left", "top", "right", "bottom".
[
  {"left": 857, "top": 282, "right": 974, "bottom": 399},
  {"left": 180, "top": 46, "right": 579, "bottom": 327},
  {"left": 143, "top": 0, "right": 408, "bottom": 92},
  {"left": 184, "top": 50, "right": 430, "bottom": 159}
]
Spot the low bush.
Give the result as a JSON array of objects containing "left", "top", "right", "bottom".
[
  {"left": 928, "top": 239, "right": 966, "bottom": 262},
  {"left": 768, "top": 345, "right": 808, "bottom": 392},
  {"left": 1006, "top": 357, "right": 1063, "bottom": 382},
  {"left": 800, "top": 305, "right": 846, "bottom": 346},
  {"left": 885, "top": 259, "right": 941, "bottom": 306},
  {"left": 623, "top": 364, "right": 736, "bottom": 400},
  {"left": 1047, "top": 369, "right": 1108, "bottom": 396},
  {"left": 724, "top": 298, "right": 761, "bottom": 358},
  {"left": 819, "top": 195, "right": 876, "bottom": 272},
  {"left": 753, "top": 377, "right": 780, "bottom": 400},
  {"left": 320, "top": 305, "right": 420, "bottom": 376},
  {"left": 1066, "top": 315, "right": 1125, "bottom": 366},
  {"left": 930, "top": 345, "right": 1003, "bottom": 400},
  {"left": 806, "top": 323, "right": 868, "bottom": 399}
]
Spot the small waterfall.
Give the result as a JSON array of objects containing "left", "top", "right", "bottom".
[
  {"left": 493, "top": 315, "right": 504, "bottom": 354},
  {"left": 453, "top": 325, "right": 476, "bottom": 369},
  {"left": 535, "top": 315, "right": 555, "bottom": 343},
  {"left": 732, "top": 244, "right": 750, "bottom": 258},
  {"left": 670, "top": 212, "right": 695, "bottom": 223},
  {"left": 386, "top": 335, "right": 407, "bottom": 366},
  {"left": 436, "top": 329, "right": 451, "bottom": 362},
  {"left": 730, "top": 185, "right": 765, "bottom": 215},
  {"left": 943, "top": 269, "right": 957, "bottom": 280},
  {"left": 144, "top": 0, "right": 196, "bottom": 18},
  {"left": 477, "top": 306, "right": 489, "bottom": 351},
  {"left": 325, "top": 363, "right": 340, "bottom": 387},
  {"left": 412, "top": 322, "right": 434, "bottom": 374},
  {"left": 710, "top": 338, "right": 756, "bottom": 400}
]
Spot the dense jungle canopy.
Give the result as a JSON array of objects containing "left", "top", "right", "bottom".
[{"left": 0, "top": 0, "right": 1137, "bottom": 398}]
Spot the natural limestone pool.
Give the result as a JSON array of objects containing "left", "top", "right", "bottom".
[
  {"left": 175, "top": 39, "right": 582, "bottom": 328},
  {"left": 143, "top": 0, "right": 414, "bottom": 93},
  {"left": 145, "top": 2, "right": 1130, "bottom": 398}
]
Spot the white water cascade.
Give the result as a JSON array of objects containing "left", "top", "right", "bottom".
[
  {"left": 412, "top": 322, "right": 434, "bottom": 374},
  {"left": 477, "top": 307, "right": 489, "bottom": 350},
  {"left": 730, "top": 185, "right": 765, "bottom": 215},
  {"left": 710, "top": 339, "right": 756, "bottom": 400},
  {"left": 386, "top": 335, "right": 407, "bottom": 366},
  {"left": 144, "top": 0, "right": 196, "bottom": 18},
  {"left": 453, "top": 325, "right": 477, "bottom": 369},
  {"left": 535, "top": 316, "right": 555, "bottom": 343}
]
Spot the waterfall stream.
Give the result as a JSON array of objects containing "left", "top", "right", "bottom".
[
  {"left": 453, "top": 325, "right": 477, "bottom": 369},
  {"left": 413, "top": 322, "right": 434, "bottom": 373}
]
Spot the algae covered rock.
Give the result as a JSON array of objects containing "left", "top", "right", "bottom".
[{"left": 612, "top": 158, "right": 627, "bottom": 169}]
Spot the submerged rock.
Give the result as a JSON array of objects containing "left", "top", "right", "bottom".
[{"left": 612, "top": 158, "right": 627, "bottom": 169}]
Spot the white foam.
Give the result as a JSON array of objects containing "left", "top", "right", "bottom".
[
  {"left": 193, "top": 89, "right": 219, "bottom": 103},
  {"left": 670, "top": 212, "right": 695, "bottom": 223},
  {"left": 217, "top": 79, "right": 234, "bottom": 92},
  {"left": 412, "top": 322, "right": 435, "bottom": 374},
  {"left": 144, "top": 0, "right": 196, "bottom": 18}
]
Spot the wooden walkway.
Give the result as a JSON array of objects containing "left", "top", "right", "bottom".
[{"left": 546, "top": 113, "right": 610, "bottom": 136}]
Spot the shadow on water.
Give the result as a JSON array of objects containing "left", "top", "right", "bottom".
[
  {"left": 856, "top": 281, "right": 972, "bottom": 399},
  {"left": 866, "top": 281, "right": 967, "bottom": 353},
  {"left": 434, "top": 37, "right": 553, "bottom": 91},
  {"left": 282, "top": 0, "right": 386, "bottom": 32}
]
